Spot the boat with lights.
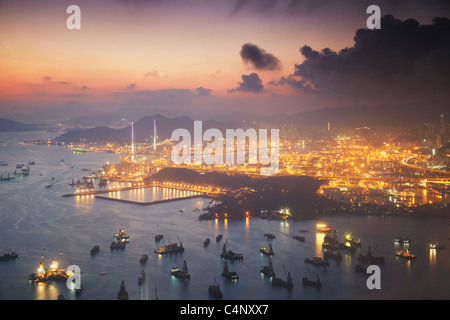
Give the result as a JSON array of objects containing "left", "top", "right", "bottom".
[
  {"left": 222, "top": 261, "right": 239, "bottom": 280},
  {"left": 155, "top": 237, "right": 184, "bottom": 254},
  {"left": 28, "top": 257, "right": 69, "bottom": 283},
  {"left": 170, "top": 260, "right": 190, "bottom": 279},
  {"left": 396, "top": 249, "right": 416, "bottom": 260}
]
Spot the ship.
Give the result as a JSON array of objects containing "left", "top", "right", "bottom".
[
  {"left": 90, "top": 245, "right": 100, "bottom": 255},
  {"left": 222, "top": 261, "right": 239, "bottom": 280},
  {"left": 204, "top": 238, "right": 210, "bottom": 246},
  {"left": 394, "top": 237, "right": 410, "bottom": 244},
  {"left": 260, "top": 242, "right": 274, "bottom": 256},
  {"left": 345, "top": 234, "right": 361, "bottom": 247},
  {"left": 117, "top": 280, "right": 129, "bottom": 300},
  {"left": 260, "top": 260, "right": 276, "bottom": 277},
  {"left": 208, "top": 278, "right": 223, "bottom": 299},
  {"left": 155, "top": 237, "right": 184, "bottom": 254},
  {"left": 114, "top": 228, "right": 130, "bottom": 243},
  {"left": 220, "top": 241, "right": 243, "bottom": 261},
  {"left": 271, "top": 265, "right": 293, "bottom": 289},
  {"left": 110, "top": 241, "right": 126, "bottom": 250},
  {"left": 357, "top": 246, "right": 384, "bottom": 264},
  {"left": 155, "top": 234, "right": 163, "bottom": 242},
  {"left": 429, "top": 243, "right": 445, "bottom": 250},
  {"left": 0, "top": 249, "right": 18, "bottom": 261},
  {"left": 293, "top": 235, "right": 305, "bottom": 242},
  {"left": 302, "top": 275, "right": 321, "bottom": 288},
  {"left": 140, "top": 254, "right": 148, "bottom": 264},
  {"left": 323, "top": 250, "right": 342, "bottom": 261},
  {"left": 304, "top": 257, "right": 329, "bottom": 267},
  {"left": 338, "top": 242, "right": 357, "bottom": 253},
  {"left": 396, "top": 249, "right": 416, "bottom": 260},
  {"left": 138, "top": 270, "right": 145, "bottom": 285},
  {"left": 170, "top": 260, "right": 190, "bottom": 279},
  {"left": 28, "top": 257, "right": 69, "bottom": 284},
  {"left": 264, "top": 233, "right": 276, "bottom": 239},
  {"left": 216, "top": 234, "right": 223, "bottom": 242}
]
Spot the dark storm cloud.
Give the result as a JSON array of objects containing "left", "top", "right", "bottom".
[
  {"left": 228, "top": 73, "right": 264, "bottom": 93},
  {"left": 274, "top": 15, "right": 450, "bottom": 101},
  {"left": 240, "top": 43, "right": 281, "bottom": 70}
]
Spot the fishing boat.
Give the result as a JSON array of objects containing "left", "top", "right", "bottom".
[
  {"left": 222, "top": 261, "right": 239, "bottom": 280},
  {"left": 90, "top": 245, "right": 100, "bottom": 255},
  {"left": 138, "top": 270, "right": 145, "bottom": 285},
  {"left": 260, "top": 243, "right": 274, "bottom": 256},
  {"left": 170, "top": 260, "right": 190, "bottom": 279},
  {"left": 208, "top": 278, "right": 223, "bottom": 299},
  {"left": 304, "top": 257, "right": 329, "bottom": 267},
  {"left": 260, "top": 260, "right": 276, "bottom": 277},
  {"left": 396, "top": 249, "right": 416, "bottom": 260}
]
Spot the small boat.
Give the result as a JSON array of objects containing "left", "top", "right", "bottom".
[
  {"left": 0, "top": 250, "right": 18, "bottom": 261},
  {"left": 155, "top": 234, "right": 163, "bottom": 242},
  {"left": 260, "top": 260, "right": 276, "bottom": 277},
  {"left": 264, "top": 233, "right": 276, "bottom": 239},
  {"left": 338, "top": 242, "right": 356, "bottom": 253},
  {"left": 138, "top": 270, "right": 145, "bottom": 285},
  {"left": 271, "top": 265, "right": 293, "bottom": 289},
  {"left": 429, "top": 243, "right": 445, "bottom": 250},
  {"left": 396, "top": 250, "right": 416, "bottom": 260},
  {"left": 345, "top": 234, "right": 361, "bottom": 247},
  {"left": 140, "top": 254, "right": 148, "bottom": 264},
  {"left": 394, "top": 237, "right": 410, "bottom": 244},
  {"left": 323, "top": 250, "right": 342, "bottom": 261},
  {"left": 110, "top": 241, "right": 126, "bottom": 250},
  {"left": 302, "top": 275, "right": 321, "bottom": 288},
  {"left": 222, "top": 261, "right": 239, "bottom": 280},
  {"left": 293, "top": 235, "right": 305, "bottom": 242},
  {"left": 260, "top": 243, "right": 274, "bottom": 256},
  {"left": 45, "top": 184, "right": 53, "bottom": 188},
  {"left": 204, "top": 238, "right": 210, "bottom": 246},
  {"left": 90, "top": 245, "right": 100, "bottom": 255},
  {"left": 171, "top": 260, "right": 190, "bottom": 280},
  {"left": 208, "top": 278, "right": 223, "bottom": 299},
  {"left": 304, "top": 257, "right": 329, "bottom": 267},
  {"left": 216, "top": 234, "right": 223, "bottom": 242}
]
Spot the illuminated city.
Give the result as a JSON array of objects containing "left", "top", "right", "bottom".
[{"left": 1, "top": 0, "right": 450, "bottom": 305}]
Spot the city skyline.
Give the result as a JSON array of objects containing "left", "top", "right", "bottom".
[{"left": 1, "top": 0, "right": 450, "bottom": 123}]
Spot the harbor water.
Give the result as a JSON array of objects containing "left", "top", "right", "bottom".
[{"left": 0, "top": 131, "right": 449, "bottom": 300}]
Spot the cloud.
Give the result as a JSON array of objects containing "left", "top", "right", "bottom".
[
  {"left": 228, "top": 73, "right": 264, "bottom": 93},
  {"left": 240, "top": 43, "right": 281, "bottom": 70},
  {"left": 195, "top": 87, "right": 212, "bottom": 97},
  {"left": 126, "top": 83, "right": 136, "bottom": 90},
  {"left": 59, "top": 81, "right": 70, "bottom": 85},
  {"left": 42, "top": 76, "right": 52, "bottom": 81},
  {"left": 274, "top": 15, "right": 450, "bottom": 102}
]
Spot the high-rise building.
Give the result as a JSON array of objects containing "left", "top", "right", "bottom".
[{"left": 437, "top": 114, "right": 446, "bottom": 148}]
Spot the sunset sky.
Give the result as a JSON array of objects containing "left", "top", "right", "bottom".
[{"left": 1, "top": 0, "right": 449, "bottom": 122}]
